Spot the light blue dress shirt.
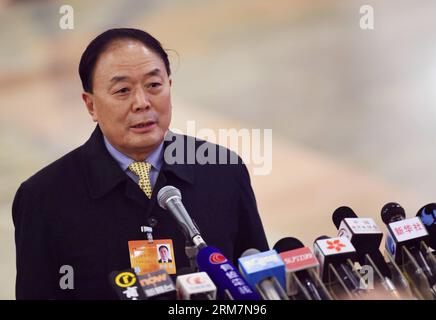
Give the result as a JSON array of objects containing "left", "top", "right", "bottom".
[{"left": 103, "top": 136, "right": 164, "bottom": 189}]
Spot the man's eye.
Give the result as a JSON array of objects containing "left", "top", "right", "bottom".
[
  {"left": 115, "top": 88, "right": 129, "bottom": 94},
  {"left": 149, "top": 83, "right": 162, "bottom": 88}
]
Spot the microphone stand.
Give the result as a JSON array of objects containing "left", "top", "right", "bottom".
[{"left": 185, "top": 240, "right": 199, "bottom": 273}]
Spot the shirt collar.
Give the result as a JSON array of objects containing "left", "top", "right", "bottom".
[{"left": 103, "top": 136, "right": 164, "bottom": 172}]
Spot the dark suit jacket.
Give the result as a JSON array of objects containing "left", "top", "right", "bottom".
[
  {"left": 12, "top": 125, "right": 269, "bottom": 299},
  {"left": 158, "top": 259, "right": 172, "bottom": 263}
]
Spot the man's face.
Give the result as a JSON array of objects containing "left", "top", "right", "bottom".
[
  {"left": 159, "top": 247, "right": 169, "bottom": 260},
  {"left": 83, "top": 39, "right": 172, "bottom": 160}
]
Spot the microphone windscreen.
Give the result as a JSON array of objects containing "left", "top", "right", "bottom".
[
  {"left": 273, "top": 237, "right": 304, "bottom": 253},
  {"left": 241, "top": 248, "right": 260, "bottom": 257},
  {"left": 332, "top": 206, "right": 357, "bottom": 229},
  {"left": 416, "top": 203, "right": 436, "bottom": 222},
  {"left": 416, "top": 203, "right": 436, "bottom": 249},
  {"left": 314, "top": 235, "right": 329, "bottom": 243},
  {"left": 157, "top": 185, "right": 181, "bottom": 209},
  {"left": 381, "top": 202, "right": 405, "bottom": 225}
]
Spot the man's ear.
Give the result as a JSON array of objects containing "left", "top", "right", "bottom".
[
  {"left": 169, "top": 78, "right": 172, "bottom": 87},
  {"left": 82, "top": 92, "right": 98, "bottom": 122}
]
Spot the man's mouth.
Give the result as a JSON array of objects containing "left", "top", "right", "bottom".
[{"left": 130, "top": 120, "right": 156, "bottom": 129}]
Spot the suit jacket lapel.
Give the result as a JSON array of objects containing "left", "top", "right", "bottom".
[{"left": 81, "top": 126, "right": 196, "bottom": 211}]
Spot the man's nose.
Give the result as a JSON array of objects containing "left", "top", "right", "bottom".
[{"left": 132, "top": 88, "right": 151, "bottom": 111}]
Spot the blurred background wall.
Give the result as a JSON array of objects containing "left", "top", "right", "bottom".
[{"left": 1, "top": 0, "right": 436, "bottom": 299}]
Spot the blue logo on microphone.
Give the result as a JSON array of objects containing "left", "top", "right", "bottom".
[
  {"left": 386, "top": 234, "right": 396, "bottom": 257},
  {"left": 420, "top": 209, "right": 436, "bottom": 226}
]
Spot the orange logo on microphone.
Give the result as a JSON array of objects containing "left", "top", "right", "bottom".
[{"left": 326, "top": 239, "right": 346, "bottom": 252}]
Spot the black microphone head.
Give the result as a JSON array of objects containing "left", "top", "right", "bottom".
[
  {"left": 241, "top": 248, "right": 260, "bottom": 257},
  {"left": 332, "top": 206, "right": 358, "bottom": 229},
  {"left": 416, "top": 203, "right": 436, "bottom": 249},
  {"left": 381, "top": 202, "right": 405, "bottom": 225},
  {"left": 273, "top": 237, "right": 304, "bottom": 253},
  {"left": 314, "top": 235, "right": 330, "bottom": 243},
  {"left": 416, "top": 203, "right": 436, "bottom": 223}
]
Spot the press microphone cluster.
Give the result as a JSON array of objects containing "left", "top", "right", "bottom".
[
  {"left": 110, "top": 268, "right": 215, "bottom": 300},
  {"left": 329, "top": 203, "right": 436, "bottom": 299},
  {"left": 112, "top": 184, "right": 436, "bottom": 300},
  {"left": 332, "top": 206, "right": 400, "bottom": 298},
  {"left": 381, "top": 202, "right": 436, "bottom": 299}
]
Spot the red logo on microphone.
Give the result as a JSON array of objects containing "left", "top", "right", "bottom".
[
  {"left": 186, "top": 275, "right": 205, "bottom": 285},
  {"left": 209, "top": 252, "right": 227, "bottom": 264},
  {"left": 326, "top": 239, "right": 346, "bottom": 252}
]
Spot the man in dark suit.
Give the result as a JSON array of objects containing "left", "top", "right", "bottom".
[
  {"left": 157, "top": 245, "right": 172, "bottom": 263},
  {"left": 12, "top": 28, "right": 269, "bottom": 299}
]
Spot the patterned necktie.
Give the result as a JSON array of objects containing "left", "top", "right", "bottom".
[{"left": 128, "top": 162, "right": 153, "bottom": 199}]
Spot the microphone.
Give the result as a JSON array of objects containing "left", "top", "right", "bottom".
[
  {"left": 238, "top": 249, "right": 289, "bottom": 300},
  {"left": 381, "top": 202, "right": 436, "bottom": 295},
  {"left": 332, "top": 206, "right": 391, "bottom": 278},
  {"left": 382, "top": 203, "right": 431, "bottom": 263},
  {"left": 416, "top": 203, "right": 436, "bottom": 250},
  {"left": 176, "top": 272, "right": 217, "bottom": 300},
  {"left": 381, "top": 202, "right": 406, "bottom": 224},
  {"left": 157, "top": 185, "right": 206, "bottom": 249},
  {"left": 332, "top": 206, "right": 408, "bottom": 298},
  {"left": 137, "top": 269, "right": 177, "bottom": 300},
  {"left": 196, "top": 246, "right": 260, "bottom": 300},
  {"left": 313, "top": 235, "right": 365, "bottom": 298},
  {"left": 273, "top": 237, "right": 332, "bottom": 300},
  {"left": 109, "top": 268, "right": 147, "bottom": 300}
]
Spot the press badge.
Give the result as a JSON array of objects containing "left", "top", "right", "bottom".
[{"left": 128, "top": 239, "right": 176, "bottom": 275}]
